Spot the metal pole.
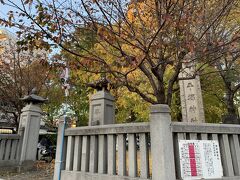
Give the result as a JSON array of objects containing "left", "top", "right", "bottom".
[{"left": 57, "top": 66, "right": 70, "bottom": 180}]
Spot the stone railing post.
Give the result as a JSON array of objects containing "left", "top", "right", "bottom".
[{"left": 150, "top": 104, "right": 176, "bottom": 180}]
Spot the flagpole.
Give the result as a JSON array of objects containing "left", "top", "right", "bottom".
[{"left": 57, "top": 66, "right": 70, "bottom": 180}]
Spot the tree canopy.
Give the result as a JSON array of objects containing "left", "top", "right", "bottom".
[
  {"left": 0, "top": 0, "right": 240, "bottom": 124},
  {"left": 0, "top": 30, "right": 50, "bottom": 128},
  {"left": 1, "top": 0, "right": 239, "bottom": 106}
]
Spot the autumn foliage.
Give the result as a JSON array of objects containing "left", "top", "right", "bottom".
[{"left": 0, "top": 0, "right": 239, "bottom": 108}]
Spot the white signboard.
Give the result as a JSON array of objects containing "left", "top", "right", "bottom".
[{"left": 179, "top": 140, "right": 223, "bottom": 179}]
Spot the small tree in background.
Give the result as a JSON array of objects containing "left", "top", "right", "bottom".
[{"left": 0, "top": 31, "right": 50, "bottom": 129}]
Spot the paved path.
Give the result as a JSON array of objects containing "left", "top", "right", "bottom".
[
  {"left": 0, "top": 170, "right": 53, "bottom": 180},
  {"left": 0, "top": 161, "right": 54, "bottom": 180}
]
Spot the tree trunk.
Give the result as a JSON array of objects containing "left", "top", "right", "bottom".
[
  {"left": 13, "top": 113, "right": 19, "bottom": 133},
  {"left": 226, "top": 90, "right": 236, "bottom": 115},
  {"left": 223, "top": 88, "right": 239, "bottom": 124},
  {"left": 156, "top": 92, "right": 166, "bottom": 104}
]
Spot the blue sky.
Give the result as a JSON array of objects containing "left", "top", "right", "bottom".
[
  {"left": 0, "top": 2, "right": 20, "bottom": 33},
  {"left": 0, "top": 1, "right": 60, "bottom": 55}
]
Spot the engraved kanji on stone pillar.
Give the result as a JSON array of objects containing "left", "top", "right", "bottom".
[{"left": 179, "top": 55, "right": 205, "bottom": 123}]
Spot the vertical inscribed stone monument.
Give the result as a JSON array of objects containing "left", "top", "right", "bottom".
[{"left": 179, "top": 56, "right": 205, "bottom": 123}]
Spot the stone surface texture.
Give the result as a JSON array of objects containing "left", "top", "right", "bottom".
[
  {"left": 179, "top": 61, "right": 205, "bottom": 123},
  {"left": 150, "top": 104, "right": 176, "bottom": 180},
  {"left": 89, "top": 90, "right": 115, "bottom": 126},
  {"left": 18, "top": 103, "right": 42, "bottom": 163}
]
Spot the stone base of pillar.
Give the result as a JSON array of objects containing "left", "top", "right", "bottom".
[{"left": 17, "top": 160, "right": 35, "bottom": 172}]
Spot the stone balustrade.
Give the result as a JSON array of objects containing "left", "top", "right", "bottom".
[
  {"left": 54, "top": 104, "right": 240, "bottom": 180},
  {"left": 0, "top": 134, "right": 22, "bottom": 168}
]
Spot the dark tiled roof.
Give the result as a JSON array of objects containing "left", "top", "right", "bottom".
[{"left": 0, "top": 122, "right": 15, "bottom": 128}]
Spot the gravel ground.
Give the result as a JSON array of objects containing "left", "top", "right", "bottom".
[{"left": 0, "top": 161, "right": 54, "bottom": 180}]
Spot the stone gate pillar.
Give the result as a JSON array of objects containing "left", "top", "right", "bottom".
[
  {"left": 89, "top": 89, "right": 115, "bottom": 126},
  {"left": 18, "top": 90, "right": 47, "bottom": 166},
  {"left": 88, "top": 77, "right": 115, "bottom": 126}
]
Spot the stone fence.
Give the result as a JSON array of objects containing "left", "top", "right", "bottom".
[
  {"left": 53, "top": 104, "right": 240, "bottom": 180},
  {"left": 0, "top": 96, "right": 44, "bottom": 171},
  {"left": 0, "top": 134, "right": 22, "bottom": 170}
]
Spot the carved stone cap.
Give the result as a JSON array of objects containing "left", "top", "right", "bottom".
[
  {"left": 87, "top": 77, "right": 110, "bottom": 91},
  {"left": 150, "top": 104, "right": 171, "bottom": 113},
  {"left": 20, "top": 88, "right": 47, "bottom": 104}
]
